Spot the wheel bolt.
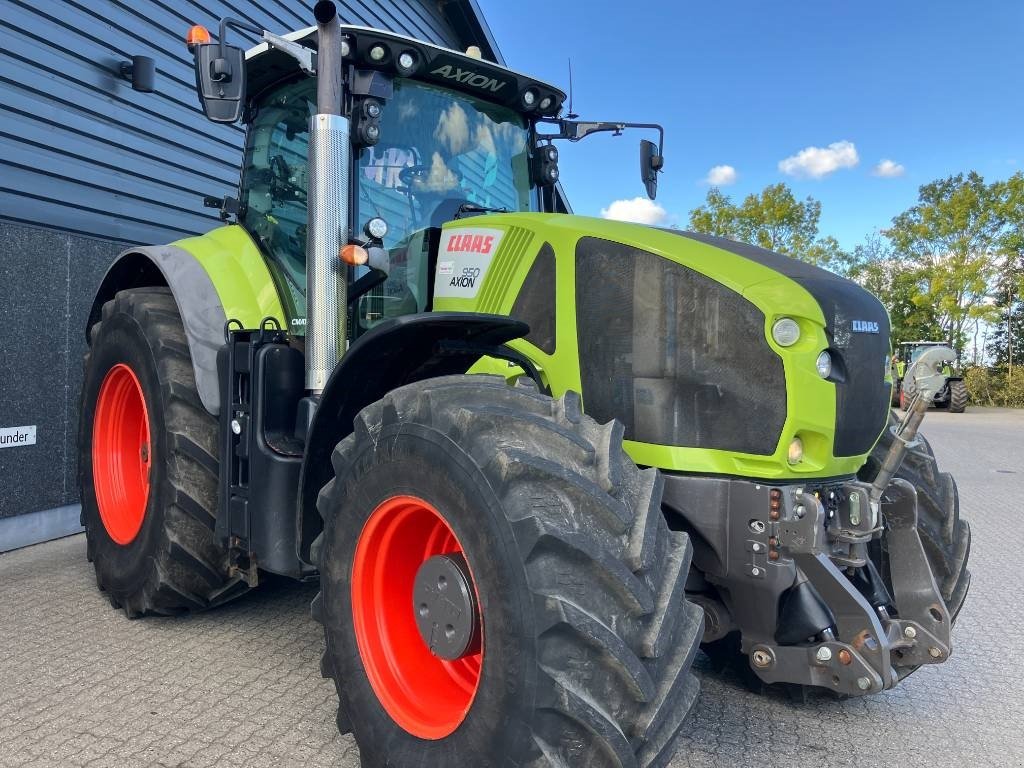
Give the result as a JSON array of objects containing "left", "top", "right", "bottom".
[
  {"left": 928, "top": 647, "right": 942, "bottom": 659},
  {"left": 856, "top": 676, "right": 872, "bottom": 691},
  {"left": 815, "top": 646, "right": 832, "bottom": 663},
  {"left": 140, "top": 444, "right": 149, "bottom": 462},
  {"left": 751, "top": 649, "right": 773, "bottom": 668},
  {"left": 904, "top": 626, "right": 917, "bottom": 639}
]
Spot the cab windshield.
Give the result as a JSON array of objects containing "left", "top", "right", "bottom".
[
  {"left": 354, "top": 79, "right": 532, "bottom": 329},
  {"left": 240, "top": 76, "right": 532, "bottom": 332}
]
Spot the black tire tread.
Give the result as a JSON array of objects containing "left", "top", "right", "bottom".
[
  {"left": 314, "top": 375, "right": 702, "bottom": 767},
  {"left": 949, "top": 379, "right": 968, "bottom": 413},
  {"left": 863, "top": 412, "right": 971, "bottom": 618},
  {"left": 81, "top": 288, "right": 246, "bottom": 617}
]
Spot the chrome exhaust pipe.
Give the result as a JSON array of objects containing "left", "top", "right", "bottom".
[{"left": 305, "top": 1, "right": 348, "bottom": 393}]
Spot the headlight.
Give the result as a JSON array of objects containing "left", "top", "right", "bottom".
[
  {"left": 397, "top": 51, "right": 418, "bottom": 74},
  {"left": 816, "top": 350, "right": 832, "bottom": 379},
  {"left": 772, "top": 318, "right": 801, "bottom": 347},
  {"left": 369, "top": 44, "right": 387, "bottom": 62},
  {"left": 364, "top": 217, "right": 388, "bottom": 241},
  {"left": 787, "top": 437, "right": 804, "bottom": 465}
]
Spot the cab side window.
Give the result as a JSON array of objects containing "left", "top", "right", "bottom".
[{"left": 240, "top": 78, "right": 316, "bottom": 323}]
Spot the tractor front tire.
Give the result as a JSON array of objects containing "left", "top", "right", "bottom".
[
  {"left": 863, "top": 415, "right": 971, "bottom": 623},
  {"left": 949, "top": 379, "right": 968, "bottom": 413},
  {"left": 79, "top": 288, "right": 247, "bottom": 617},
  {"left": 313, "top": 375, "right": 703, "bottom": 768}
]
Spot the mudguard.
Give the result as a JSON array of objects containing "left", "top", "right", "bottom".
[
  {"left": 86, "top": 226, "right": 284, "bottom": 416},
  {"left": 296, "top": 312, "right": 528, "bottom": 563}
]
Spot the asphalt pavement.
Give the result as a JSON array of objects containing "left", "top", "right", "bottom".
[{"left": 1, "top": 408, "right": 1022, "bottom": 767}]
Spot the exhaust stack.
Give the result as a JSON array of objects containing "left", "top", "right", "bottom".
[{"left": 305, "top": 1, "right": 349, "bottom": 393}]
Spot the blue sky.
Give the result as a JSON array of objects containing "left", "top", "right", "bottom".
[{"left": 479, "top": 0, "right": 1024, "bottom": 249}]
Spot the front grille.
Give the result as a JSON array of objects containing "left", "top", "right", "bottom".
[
  {"left": 665, "top": 232, "right": 892, "bottom": 458},
  {"left": 810, "top": 277, "right": 892, "bottom": 456},
  {"left": 575, "top": 237, "right": 786, "bottom": 454}
]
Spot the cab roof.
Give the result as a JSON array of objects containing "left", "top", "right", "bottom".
[{"left": 245, "top": 25, "right": 566, "bottom": 117}]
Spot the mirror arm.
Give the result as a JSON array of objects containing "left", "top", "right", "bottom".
[
  {"left": 537, "top": 118, "right": 664, "bottom": 155},
  {"left": 217, "top": 17, "right": 263, "bottom": 58}
]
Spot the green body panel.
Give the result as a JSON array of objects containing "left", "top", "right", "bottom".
[
  {"left": 437, "top": 213, "right": 875, "bottom": 480},
  {"left": 171, "top": 225, "right": 286, "bottom": 328}
]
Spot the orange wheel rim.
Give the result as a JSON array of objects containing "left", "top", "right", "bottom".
[
  {"left": 351, "top": 495, "right": 484, "bottom": 739},
  {"left": 92, "top": 363, "right": 151, "bottom": 545}
]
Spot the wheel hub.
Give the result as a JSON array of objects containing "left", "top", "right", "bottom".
[{"left": 413, "top": 553, "right": 480, "bottom": 661}]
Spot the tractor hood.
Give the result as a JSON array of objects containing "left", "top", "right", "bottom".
[{"left": 433, "top": 213, "right": 892, "bottom": 479}]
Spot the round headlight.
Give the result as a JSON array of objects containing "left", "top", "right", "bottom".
[
  {"left": 771, "top": 318, "right": 801, "bottom": 347},
  {"left": 369, "top": 44, "right": 387, "bottom": 62},
  {"left": 539, "top": 96, "right": 553, "bottom": 111},
  {"left": 364, "top": 217, "right": 388, "bottom": 241},
  {"left": 522, "top": 89, "right": 537, "bottom": 107},
  {"left": 340, "top": 38, "right": 351, "bottom": 58},
  {"left": 397, "top": 51, "right": 417, "bottom": 72},
  {"left": 816, "top": 350, "right": 833, "bottom": 379},
  {"left": 787, "top": 437, "right": 804, "bottom": 465}
]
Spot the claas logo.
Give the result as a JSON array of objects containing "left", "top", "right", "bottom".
[{"left": 446, "top": 233, "right": 495, "bottom": 254}]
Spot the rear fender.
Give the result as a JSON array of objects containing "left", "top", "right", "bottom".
[{"left": 86, "top": 225, "right": 284, "bottom": 416}]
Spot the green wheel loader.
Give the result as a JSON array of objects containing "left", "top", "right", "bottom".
[{"left": 79, "top": 4, "right": 971, "bottom": 765}]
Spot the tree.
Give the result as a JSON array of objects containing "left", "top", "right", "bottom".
[
  {"left": 885, "top": 172, "right": 1005, "bottom": 362},
  {"left": 989, "top": 173, "right": 1024, "bottom": 376},
  {"left": 987, "top": 254, "right": 1024, "bottom": 372},
  {"left": 848, "top": 231, "right": 942, "bottom": 344},
  {"left": 687, "top": 183, "right": 851, "bottom": 271}
]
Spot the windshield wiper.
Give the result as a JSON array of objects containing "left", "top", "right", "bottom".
[{"left": 454, "top": 202, "right": 509, "bottom": 219}]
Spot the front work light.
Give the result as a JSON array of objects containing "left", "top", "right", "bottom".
[
  {"left": 771, "top": 318, "right": 801, "bottom": 347},
  {"left": 369, "top": 44, "right": 387, "bottom": 62},
  {"left": 787, "top": 437, "right": 804, "bottom": 465},
  {"left": 816, "top": 350, "right": 833, "bottom": 379}
]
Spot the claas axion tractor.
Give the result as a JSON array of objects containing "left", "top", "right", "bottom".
[{"left": 79, "top": 4, "right": 971, "bottom": 765}]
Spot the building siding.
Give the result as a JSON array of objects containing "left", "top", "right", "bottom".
[
  {"left": 0, "top": 0, "right": 490, "bottom": 523},
  {"left": 0, "top": 0, "right": 463, "bottom": 245}
]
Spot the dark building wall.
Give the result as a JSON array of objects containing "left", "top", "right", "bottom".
[{"left": 0, "top": 0, "right": 491, "bottom": 522}]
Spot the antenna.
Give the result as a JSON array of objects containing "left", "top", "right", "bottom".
[{"left": 566, "top": 58, "right": 578, "bottom": 119}]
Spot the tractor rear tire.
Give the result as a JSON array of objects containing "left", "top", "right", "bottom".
[
  {"left": 79, "top": 288, "right": 247, "bottom": 617},
  {"left": 312, "top": 375, "right": 703, "bottom": 768},
  {"left": 862, "top": 414, "right": 972, "bottom": 622},
  {"left": 949, "top": 379, "right": 968, "bottom": 413}
]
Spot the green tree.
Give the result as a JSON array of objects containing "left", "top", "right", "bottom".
[
  {"left": 885, "top": 171, "right": 1004, "bottom": 361},
  {"left": 848, "top": 231, "right": 942, "bottom": 344},
  {"left": 688, "top": 183, "right": 851, "bottom": 271}
]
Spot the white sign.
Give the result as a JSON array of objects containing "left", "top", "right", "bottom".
[
  {"left": 0, "top": 425, "right": 37, "bottom": 449},
  {"left": 433, "top": 227, "right": 505, "bottom": 300}
]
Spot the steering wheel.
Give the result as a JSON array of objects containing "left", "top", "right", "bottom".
[{"left": 398, "top": 164, "right": 431, "bottom": 188}]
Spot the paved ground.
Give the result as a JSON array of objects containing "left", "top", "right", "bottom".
[{"left": 2, "top": 408, "right": 1022, "bottom": 767}]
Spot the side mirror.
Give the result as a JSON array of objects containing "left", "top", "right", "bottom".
[
  {"left": 191, "top": 43, "right": 247, "bottom": 123},
  {"left": 640, "top": 139, "right": 663, "bottom": 200}
]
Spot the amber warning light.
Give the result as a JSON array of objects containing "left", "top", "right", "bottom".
[{"left": 186, "top": 25, "right": 212, "bottom": 49}]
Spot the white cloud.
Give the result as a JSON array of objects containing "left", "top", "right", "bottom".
[
  {"left": 778, "top": 140, "right": 859, "bottom": 179},
  {"left": 600, "top": 197, "right": 668, "bottom": 226},
  {"left": 872, "top": 159, "right": 905, "bottom": 178},
  {"left": 704, "top": 164, "right": 738, "bottom": 186}
]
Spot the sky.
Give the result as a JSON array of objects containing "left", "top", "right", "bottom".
[{"left": 478, "top": 0, "right": 1024, "bottom": 250}]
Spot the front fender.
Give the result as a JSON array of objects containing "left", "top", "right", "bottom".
[{"left": 296, "top": 312, "right": 528, "bottom": 563}]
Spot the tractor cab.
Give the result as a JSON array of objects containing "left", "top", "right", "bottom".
[{"left": 191, "top": 22, "right": 662, "bottom": 341}]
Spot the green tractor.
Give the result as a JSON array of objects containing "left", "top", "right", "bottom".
[
  {"left": 78, "top": 4, "right": 971, "bottom": 765},
  {"left": 892, "top": 341, "right": 968, "bottom": 412}
]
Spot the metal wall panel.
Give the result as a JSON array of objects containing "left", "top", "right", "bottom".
[
  {"left": 0, "top": 0, "right": 463, "bottom": 244},
  {"left": 0, "top": 0, "right": 491, "bottom": 533}
]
